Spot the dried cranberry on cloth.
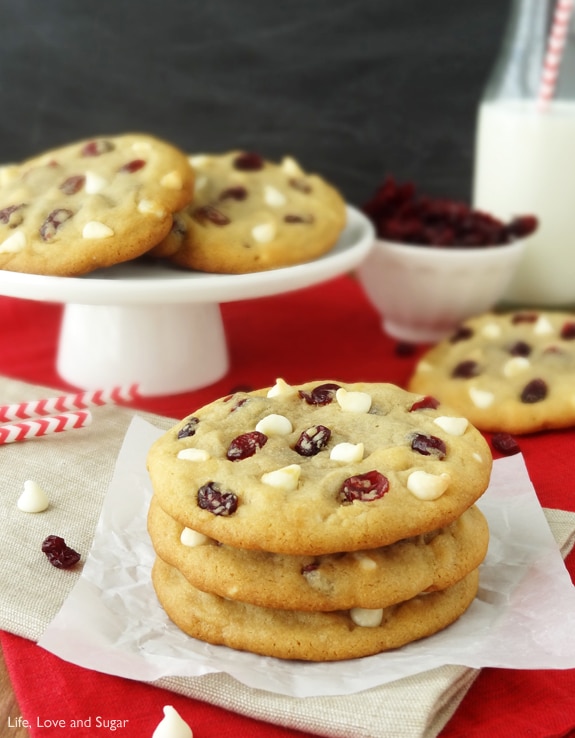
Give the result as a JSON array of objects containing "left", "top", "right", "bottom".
[{"left": 0, "top": 274, "right": 574, "bottom": 738}]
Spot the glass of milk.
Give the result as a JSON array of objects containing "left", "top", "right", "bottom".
[{"left": 472, "top": 0, "right": 575, "bottom": 307}]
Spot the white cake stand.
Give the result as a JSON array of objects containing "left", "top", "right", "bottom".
[{"left": 0, "top": 206, "right": 374, "bottom": 395}]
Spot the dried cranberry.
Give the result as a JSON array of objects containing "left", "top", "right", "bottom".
[
  {"left": 60, "top": 175, "right": 85, "bottom": 195},
  {"left": 192, "top": 205, "right": 230, "bottom": 226},
  {"left": 508, "top": 340, "right": 532, "bottom": 357},
  {"left": 520, "top": 378, "right": 548, "bottom": 403},
  {"left": 177, "top": 417, "right": 199, "bottom": 438},
  {"left": 395, "top": 341, "right": 416, "bottom": 357},
  {"left": 39, "top": 208, "right": 74, "bottom": 241},
  {"left": 197, "top": 482, "right": 238, "bottom": 516},
  {"left": 118, "top": 159, "right": 146, "bottom": 173},
  {"left": 298, "top": 383, "right": 341, "bottom": 406},
  {"left": 0, "top": 203, "right": 26, "bottom": 226},
  {"left": 491, "top": 432, "right": 521, "bottom": 456},
  {"left": 512, "top": 312, "right": 538, "bottom": 324},
  {"left": 560, "top": 322, "right": 575, "bottom": 340},
  {"left": 451, "top": 360, "right": 480, "bottom": 379},
  {"left": 41, "top": 535, "right": 81, "bottom": 569},
  {"left": 226, "top": 431, "right": 267, "bottom": 461},
  {"left": 80, "top": 139, "right": 114, "bottom": 157},
  {"left": 361, "top": 175, "right": 537, "bottom": 247},
  {"left": 409, "top": 395, "right": 440, "bottom": 411},
  {"left": 450, "top": 326, "right": 474, "bottom": 343},
  {"left": 339, "top": 470, "right": 389, "bottom": 504},
  {"left": 229, "top": 398, "right": 249, "bottom": 412},
  {"left": 284, "top": 214, "right": 314, "bottom": 224},
  {"left": 289, "top": 178, "right": 312, "bottom": 193},
  {"left": 219, "top": 186, "right": 248, "bottom": 201},
  {"left": 294, "top": 425, "right": 331, "bottom": 456},
  {"left": 301, "top": 562, "right": 319, "bottom": 575},
  {"left": 233, "top": 152, "right": 264, "bottom": 171},
  {"left": 411, "top": 433, "right": 447, "bottom": 459}
]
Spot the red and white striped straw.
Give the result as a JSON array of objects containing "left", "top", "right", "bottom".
[
  {"left": 0, "top": 384, "right": 138, "bottom": 423},
  {"left": 0, "top": 410, "right": 93, "bottom": 445},
  {"left": 537, "top": 0, "right": 574, "bottom": 111}
]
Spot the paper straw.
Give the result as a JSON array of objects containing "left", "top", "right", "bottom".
[
  {"left": 0, "top": 410, "right": 93, "bottom": 445},
  {"left": 0, "top": 384, "right": 138, "bottom": 423},
  {"left": 537, "top": 0, "right": 574, "bottom": 111}
]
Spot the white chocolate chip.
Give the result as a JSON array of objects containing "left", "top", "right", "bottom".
[
  {"left": 180, "top": 527, "right": 211, "bottom": 547},
  {"left": 468, "top": 386, "right": 495, "bottom": 409},
  {"left": 189, "top": 154, "right": 209, "bottom": 168},
  {"left": 352, "top": 553, "right": 377, "bottom": 571},
  {"left": 481, "top": 322, "right": 502, "bottom": 339},
  {"left": 194, "top": 175, "right": 208, "bottom": 191},
  {"left": 0, "top": 230, "right": 26, "bottom": 254},
  {"left": 263, "top": 185, "right": 287, "bottom": 207},
  {"left": 131, "top": 140, "right": 152, "bottom": 152},
  {"left": 433, "top": 416, "right": 469, "bottom": 436},
  {"left": 266, "top": 378, "right": 296, "bottom": 397},
  {"left": 407, "top": 471, "right": 451, "bottom": 500},
  {"left": 251, "top": 222, "right": 276, "bottom": 243},
  {"left": 534, "top": 315, "right": 554, "bottom": 335},
  {"left": 17, "top": 480, "right": 49, "bottom": 513},
  {"left": 152, "top": 705, "right": 193, "bottom": 738},
  {"left": 261, "top": 464, "right": 301, "bottom": 491},
  {"left": 336, "top": 388, "right": 372, "bottom": 413},
  {"left": 281, "top": 156, "right": 304, "bottom": 176},
  {"left": 138, "top": 199, "right": 167, "bottom": 218},
  {"left": 473, "top": 452, "right": 484, "bottom": 463},
  {"left": 177, "top": 448, "right": 210, "bottom": 461},
  {"left": 84, "top": 170, "right": 108, "bottom": 194},
  {"left": 255, "top": 413, "right": 293, "bottom": 436},
  {"left": 330, "top": 442, "right": 364, "bottom": 463},
  {"left": 418, "top": 361, "right": 433, "bottom": 373},
  {"left": 0, "top": 164, "right": 19, "bottom": 186},
  {"left": 82, "top": 221, "right": 114, "bottom": 239},
  {"left": 160, "top": 170, "right": 183, "bottom": 190},
  {"left": 502, "top": 356, "right": 531, "bottom": 378},
  {"left": 350, "top": 607, "right": 384, "bottom": 628}
]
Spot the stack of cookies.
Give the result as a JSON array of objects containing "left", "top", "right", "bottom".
[
  {"left": 147, "top": 380, "right": 492, "bottom": 662},
  {"left": 0, "top": 134, "right": 346, "bottom": 277}
]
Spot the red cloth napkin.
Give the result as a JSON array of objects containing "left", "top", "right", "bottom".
[{"left": 1, "top": 276, "right": 574, "bottom": 738}]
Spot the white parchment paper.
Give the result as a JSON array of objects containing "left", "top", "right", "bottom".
[{"left": 38, "top": 416, "right": 575, "bottom": 697}]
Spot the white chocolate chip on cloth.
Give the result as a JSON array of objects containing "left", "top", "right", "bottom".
[
  {"left": 147, "top": 380, "right": 492, "bottom": 555},
  {"left": 149, "top": 150, "right": 347, "bottom": 273},
  {"left": 408, "top": 310, "right": 575, "bottom": 434},
  {"left": 0, "top": 133, "right": 194, "bottom": 276}
]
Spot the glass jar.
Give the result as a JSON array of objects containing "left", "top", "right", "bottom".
[{"left": 472, "top": 0, "right": 575, "bottom": 307}]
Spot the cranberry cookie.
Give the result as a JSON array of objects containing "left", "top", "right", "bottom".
[
  {"left": 408, "top": 311, "right": 575, "bottom": 434},
  {"left": 151, "top": 151, "right": 346, "bottom": 272},
  {"left": 152, "top": 556, "right": 480, "bottom": 661},
  {"left": 147, "top": 379, "right": 492, "bottom": 555},
  {"left": 148, "top": 496, "right": 488, "bottom": 611},
  {"left": 0, "top": 133, "right": 194, "bottom": 276}
]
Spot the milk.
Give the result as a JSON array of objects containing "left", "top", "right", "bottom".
[{"left": 472, "top": 99, "right": 575, "bottom": 307}]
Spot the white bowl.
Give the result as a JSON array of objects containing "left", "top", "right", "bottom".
[{"left": 357, "top": 238, "right": 527, "bottom": 343}]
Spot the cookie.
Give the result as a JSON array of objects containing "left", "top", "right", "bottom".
[
  {"left": 0, "top": 133, "right": 194, "bottom": 276},
  {"left": 148, "top": 496, "right": 489, "bottom": 610},
  {"left": 408, "top": 311, "right": 575, "bottom": 434},
  {"left": 150, "top": 151, "right": 346, "bottom": 272},
  {"left": 151, "top": 556, "right": 480, "bottom": 661},
  {"left": 147, "top": 379, "right": 492, "bottom": 555}
]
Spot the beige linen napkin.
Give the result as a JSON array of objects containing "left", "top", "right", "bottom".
[{"left": 1, "top": 376, "right": 574, "bottom": 738}]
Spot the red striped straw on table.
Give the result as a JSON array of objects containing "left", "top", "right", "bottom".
[
  {"left": 0, "top": 384, "right": 138, "bottom": 423},
  {"left": 537, "top": 0, "right": 574, "bottom": 111},
  {"left": 0, "top": 410, "right": 93, "bottom": 445}
]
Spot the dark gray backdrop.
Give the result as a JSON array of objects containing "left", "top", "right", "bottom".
[{"left": 0, "top": 0, "right": 510, "bottom": 206}]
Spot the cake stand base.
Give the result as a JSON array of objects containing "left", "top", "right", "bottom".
[{"left": 57, "top": 302, "right": 229, "bottom": 396}]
